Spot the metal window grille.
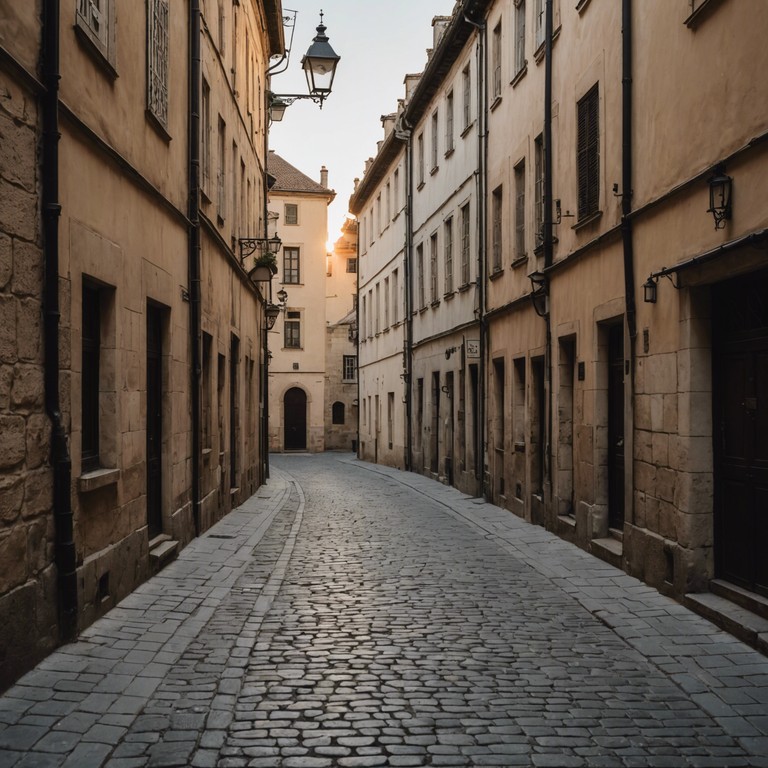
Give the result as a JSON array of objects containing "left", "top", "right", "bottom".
[
  {"left": 577, "top": 85, "right": 600, "bottom": 220},
  {"left": 147, "top": 0, "right": 169, "bottom": 128},
  {"left": 283, "top": 247, "right": 300, "bottom": 284}
]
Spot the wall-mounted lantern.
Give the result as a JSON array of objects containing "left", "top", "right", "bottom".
[
  {"left": 529, "top": 270, "right": 549, "bottom": 317},
  {"left": 707, "top": 163, "right": 732, "bottom": 230}
]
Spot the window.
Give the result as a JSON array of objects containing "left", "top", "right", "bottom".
[
  {"left": 492, "top": 186, "right": 503, "bottom": 272},
  {"left": 430, "top": 232, "right": 438, "bottom": 304},
  {"left": 360, "top": 295, "right": 366, "bottom": 338},
  {"left": 76, "top": 0, "right": 115, "bottom": 69},
  {"left": 387, "top": 392, "right": 394, "bottom": 450},
  {"left": 392, "top": 269, "right": 399, "bottom": 324},
  {"left": 376, "top": 194, "right": 381, "bottom": 234},
  {"left": 218, "top": 0, "right": 226, "bottom": 53},
  {"left": 534, "top": 134, "right": 544, "bottom": 247},
  {"left": 384, "top": 277, "right": 390, "bottom": 328},
  {"left": 284, "top": 311, "right": 301, "bottom": 348},
  {"left": 332, "top": 402, "right": 345, "bottom": 425},
  {"left": 515, "top": 0, "right": 526, "bottom": 75},
  {"left": 577, "top": 84, "right": 600, "bottom": 221},
  {"left": 386, "top": 182, "right": 391, "bottom": 223},
  {"left": 346, "top": 258, "right": 357, "bottom": 273},
  {"left": 417, "top": 243, "right": 425, "bottom": 308},
  {"left": 202, "top": 332, "right": 212, "bottom": 449},
  {"left": 445, "top": 90, "right": 454, "bottom": 153},
  {"left": 81, "top": 282, "right": 101, "bottom": 472},
  {"left": 343, "top": 355, "right": 357, "bottom": 381},
  {"left": 462, "top": 64, "right": 471, "bottom": 129},
  {"left": 283, "top": 247, "right": 300, "bottom": 284},
  {"left": 514, "top": 160, "right": 526, "bottom": 261},
  {"left": 444, "top": 216, "right": 454, "bottom": 294},
  {"left": 393, "top": 168, "right": 400, "bottom": 212},
  {"left": 417, "top": 133, "right": 425, "bottom": 186},
  {"left": 492, "top": 22, "right": 502, "bottom": 99},
  {"left": 147, "top": 0, "right": 169, "bottom": 129},
  {"left": 535, "top": 0, "right": 545, "bottom": 49},
  {"left": 460, "top": 202, "right": 470, "bottom": 285},
  {"left": 201, "top": 79, "right": 211, "bottom": 192},
  {"left": 431, "top": 110, "right": 439, "bottom": 170},
  {"left": 375, "top": 283, "right": 380, "bottom": 334},
  {"left": 217, "top": 117, "right": 226, "bottom": 219},
  {"left": 284, "top": 203, "right": 298, "bottom": 225}
]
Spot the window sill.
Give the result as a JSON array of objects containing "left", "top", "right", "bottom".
[
  {"left": 443, "top": 290, "right": 455, "bottom": 301},
  {"left": 511, "top": 255, "right": 529, "bottom": 269},
  {"left": 458, "top": 283, "right": 472, "bottom": 293},
  {"left": 572, "top": 210, "right": 602, "bottom": 231},
  {"left": 430, "top": 165, "right": 439, "bottom": 177},
  {"left": 490, "top": 95, "right": 502, "bottom": 112},
  {"left": 146, "top": 109, "right": 171, "bottom": 143},
  {"left": 417, "top": 181, "right": 425, "bottom": 192},
  {"left": 489, "top": 267, "right": 504, "bottom": 281},
  {"left": 511, "top": 64, "right": 528, "bottom": 88},
  {"left": 74, "top": 23, "right": 117, "bottom": 80},
  {"left": 576, "top": 0, "right": 593, "bottom": 13},
  {"left": 444, "top": 147, "right": 455, "bottom": 159},
  {"left": 78, "top": 467, "right": 120, "bottom": 493},
  {"left": 461, "top": 121, "right": 475, "bottom": 139},
  {"left": 534, "top": 25, "right": 560, "bottom": 64},
  {"left": 430, "top": 299, "right": 441, "bottom": 309},
  {"left": 419, "top": 306, "right": 428, "bottom": 314},
  {"left": 685, "top": 0, "right": 722, "bottom": 27}
]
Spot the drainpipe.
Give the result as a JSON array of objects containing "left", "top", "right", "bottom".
[
  {"left": 396, "top": 117, "right": 414, "bottom": 473},
  {"left": 188, "top": 0, "right": 202, "bottom": 535},
  {"left": 621, "top": 0, "right": 636, "bottom": 521},
  {"left": 542, "top": 0, "right": 554, "bottom": 499},
  {"left": 465, "top": 10, "right": 487, "bottom": 497},
  {"left": 42, "top": 0, "right": 78, "bottom": 641},
  {"left": 262, "top": 87, "right": 271, "bottom": 481}
]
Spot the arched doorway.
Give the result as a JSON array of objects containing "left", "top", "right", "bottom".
[{"left": 284, "top": 387, "right": 307, "bottom": 451}]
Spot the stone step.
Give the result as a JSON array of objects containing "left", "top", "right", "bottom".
[{"left": 149, "top": 539, "right": 178, "bottom": 570}]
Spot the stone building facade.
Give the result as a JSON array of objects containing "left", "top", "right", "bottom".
[
  {"left": 352, "top": 0, "right": 768, "bottom": 633},
  {"left": 0, "top": 0, "right": 284, "bottom": 690}
]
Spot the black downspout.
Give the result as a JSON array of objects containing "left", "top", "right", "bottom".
[
  {"left": 42, "top": 0, "right": 77, "bottom": 641},
  {"left": 621, "top": 0, "right": 636, "bottom": 520},
  {"left": 542, "top": 0, "right": 554, "bottom": 497},
  {"left": 262, "top": 88, "right": 271, "bottom": 481},
  {"left": 402, "top": 123, "right": 414, "bottom": 473},
  {"left": 189, "top": 0, "right": 202, "bottom": 535}
]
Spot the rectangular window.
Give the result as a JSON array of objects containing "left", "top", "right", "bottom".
[
  {"left": 284, "top": 311, "right": 301, "bottom": 348},
  {"left": 375, "top": 283, "right": 380, "bottom": 334},
  {"left": 430, "top": 232, "right": 438, "bottom": 304},
  {"left": 535, "top": 0, "right": 545, "bottom": 49},
  {"left": 147, "top": 0, "right": 169, "bottom": 129},
  {"left": 387, "top": 392, "right": 394, "bottom": 450},
  {"left": 343, "top": 355, "right": 357, "bottom": 381},
  {"left": 393, "top": 168, "right": 400, "bottom": 212},
  {"left": 76, "top": 0, "right": 115, "bottom": 67},
  {"left": 384, "top": 277, "right": 390, "bottom": 328},
  {"left": 492, "top": 186, "right": 503, "bottom": 272},
  {"left": 534, "top": 133, "right": 544, "bottom": 247},
  {"left": 283, "top": 246, "right": 300, "bottom": 284},
  {"left": 417, "top": 133, "right": 425, "bottom": 186},
  {"left": 460, "top": 202, "right": 470, "bottom": 285},
  {"left": 514, "top": 159, "right": 526, "bottom": 261},
  {"left": 218, "top": 0, "right": 226, "bottom": 53},
  {"left": 444, "top": 216, "right": 453, "bottom": 294},
  {"left": 217, "top": 116, "right": 226, "bottom": 219},
  {"left": 431, "top": 110, "right": 439, "bottom": 170},
  {"left": 492, "top": 22, "right": 502, "bottom": 98},
  {"left": 284, "top": 203, "right": 298, "bottom": 225},
  {"left": 81, "top": 282, "right": 101, "bottom": 472},
  {"left": 417, "top": 243, "right": 425, "bottom": 308},
  {"left": 376, "top": 194, "right": 381, "bottom": 234},
  {"left": 202, "top": 332, "right": 212, "bottom": 449},
  {"left": 462, "top": 64, "right": 471, "bottom": 129},
  {"left": 346, "top": 258, "right": 357, "bottom": 273},
  {"left": 201, "top": 79, "right": 211, "bottom": 191},
  {"left": 515, "top": 0, "right": 526, "bottom": 74},
  {"left": 360, "top": 294, "right": 366, "bottom": 339},
  {"left": 577, "top": 84, "right": 600, "bottom": 220},
  {"left": 445, "top": 90, "right": 454, "bottom": 153},
  {"left": 392, "top": 268, "right": 399, "bottom": 324},
  {"left": 386, "top": 182, "right": 391, "bottom": 223}
]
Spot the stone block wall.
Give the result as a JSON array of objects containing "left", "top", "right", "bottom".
[{"left": 0, "top": 70, "right": 59, "bottom": 690}]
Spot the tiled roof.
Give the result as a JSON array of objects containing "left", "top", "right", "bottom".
[{"left": 268, "top": 151, "right": 333, "bottom": 196}]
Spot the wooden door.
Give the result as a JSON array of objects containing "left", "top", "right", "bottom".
[
  {"left": 146, "top": 306, "right": 163, "bottom": 539},
  {"left": 284, "top": 387, "right": 307, "bottom": 451},
  {"left": 607, "top": 322, "right": 625, "bottom": 531}
]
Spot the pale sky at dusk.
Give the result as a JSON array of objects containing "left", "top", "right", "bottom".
[{"left": 268, "top": 0, "right": 455, "bottom": 240}]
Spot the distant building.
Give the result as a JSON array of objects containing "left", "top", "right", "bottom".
[{"left": 267, "top": 152, "right": 336, "bottom": 453}]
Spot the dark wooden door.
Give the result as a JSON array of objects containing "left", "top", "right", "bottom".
[
  {"left": 607, "top": 322, "right": 625, "bottom": 531},
  {"left": 284, "top": 387, "right": 307, "bottom": 451},
  {"left": 146, "top": 306, "right": 163, "bottom": 539},
  {"left": 714, "top": 270, "right": 768, "bottom": 597}
]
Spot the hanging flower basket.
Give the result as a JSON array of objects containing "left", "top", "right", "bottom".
[{"left": 249, "top": 252, "right": 278, "bottom": 282}]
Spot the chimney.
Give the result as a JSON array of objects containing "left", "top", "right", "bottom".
[{"left": 320, "top": 165, "right": 328, "bottom": 188}]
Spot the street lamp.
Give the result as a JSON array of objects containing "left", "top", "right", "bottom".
[
  {"left": 707, "top": 163, "right": 733, "bottom": 230},
  {"left": 269, "top": 12, "right": 341, "bottom": 122}
]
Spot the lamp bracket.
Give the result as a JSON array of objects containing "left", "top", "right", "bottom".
[{"left": 239, "top": 236, "right": 281, "bottom": 262}]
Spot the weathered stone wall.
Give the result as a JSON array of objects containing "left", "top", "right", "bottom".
[{"left": 0, "top": 67, "right": 59, "bottom": 690}]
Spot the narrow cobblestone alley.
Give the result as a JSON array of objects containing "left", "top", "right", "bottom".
[{"left": 1, "top": 454, "right": 767, "bottom": 768}]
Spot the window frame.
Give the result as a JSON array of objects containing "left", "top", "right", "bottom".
[
  {"left": 146, "top": 0, "right": 170, "bottom": 131},
  {"left": 284, "top": 203, "right": 299, "bottom": 225},
  {"left": 75, "top": 0, "right": 116, "bottom": 73},
  {"left": 577, "top": 84, "right": 600, "bottom": 222},
  {"left": 283, "top": 246, "right": 301, "bottom": 284},
  {"left": 284, "top": 310, "right": 301, "bottom": 349},
  {"left": 444, "top": 216, "right": 454, "bottom": 294}
]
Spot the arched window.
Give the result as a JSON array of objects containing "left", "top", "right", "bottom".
[{"left": 332, "top": 401, "right": 345, "bottom": 425}]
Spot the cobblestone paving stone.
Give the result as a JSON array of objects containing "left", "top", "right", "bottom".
[{"left": 0, "top": 453, "right": 767, "bottom": 767}]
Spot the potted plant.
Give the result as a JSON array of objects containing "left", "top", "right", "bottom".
[{"left": 248, "top": 251, "right": 278, "bottom": 282}]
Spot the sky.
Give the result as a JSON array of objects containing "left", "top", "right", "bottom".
[{"left": 268, "top": 0, "right": 456, "bottom": 241}]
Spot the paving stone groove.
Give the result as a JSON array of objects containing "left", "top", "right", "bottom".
[{"left": 0, "top": 453, "right": 766, "bottom": 768}]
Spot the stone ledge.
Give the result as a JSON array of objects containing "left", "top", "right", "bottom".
[{"left": 78, "top": 467, "right": 119, "bottom": 493}]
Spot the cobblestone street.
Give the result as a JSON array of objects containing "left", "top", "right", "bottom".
[{"left": 1, "top": 453, "right": 767, "bottom": 767}]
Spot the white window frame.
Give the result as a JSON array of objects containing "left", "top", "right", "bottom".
[{"left": 75, "top": 0, "right": 116, "bottom": 70}]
